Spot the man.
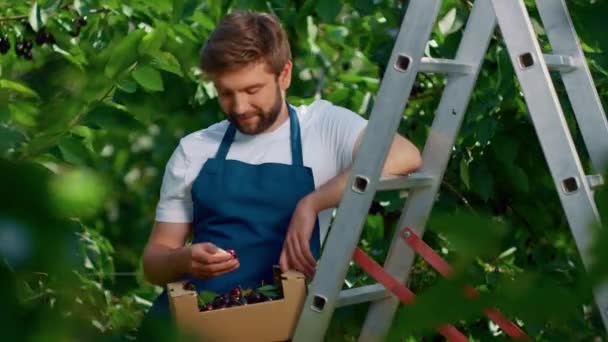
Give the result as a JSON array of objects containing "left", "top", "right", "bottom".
[{"left": 141, "top": 10, "right": 421, "bottom": 322}]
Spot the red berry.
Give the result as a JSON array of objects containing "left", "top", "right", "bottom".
[
  {"left": 226, "top": 249, "right": 237, "bottom": 258},
  {"left": 229, "top": 287, "right": 241, "bottom": 297}
]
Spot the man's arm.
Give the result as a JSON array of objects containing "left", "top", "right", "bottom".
[
  {"left": 143, "top": 221, "right": 241, "bottom": 286},
  {"left": 307, "top": 130, "right": 422, "bottom": 213},
  {"left": 279, "top": 130, "right": 422, "bottom": 276},
  {"left": 142, "top": 222, "right": 193, "bottom": 286}
]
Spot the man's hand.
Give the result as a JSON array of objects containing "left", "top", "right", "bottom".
[
  {"left": 188, "top": 242, "right": 240, "bottom": 280},
  {"left": 279, "top": 197, "right": 318, "bottom": 278}
]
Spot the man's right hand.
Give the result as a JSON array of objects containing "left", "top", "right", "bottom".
[{"left": 187, "top": 242, "right": 240, "bottom": 280}]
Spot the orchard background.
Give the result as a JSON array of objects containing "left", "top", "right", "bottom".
[{"left": 1, "top": 0, "right": 608, "bottom": 340}]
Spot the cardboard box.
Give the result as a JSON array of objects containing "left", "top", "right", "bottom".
[{"left": 168, "top": 270, "right": 306, "bottom": 341}]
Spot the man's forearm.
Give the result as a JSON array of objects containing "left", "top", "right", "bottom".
[
  {"left": 305, "top": 167, "right": 353, "bottom": 213},
  {"left": 143, "top": 245, "right": 191, "bottom": 286},
  {"left": 304, "top": 134, "right": 422, "bottom": 213}
]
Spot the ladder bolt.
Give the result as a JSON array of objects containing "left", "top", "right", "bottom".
[
  {"left": 518, "top": 52, "right": 535, "bottom": 69},
  {"left": 395, "top": 54, "right": 412, "bottom": 72},
  {"left": 403, "top": 230, "right": 411, "bottom": 238}
]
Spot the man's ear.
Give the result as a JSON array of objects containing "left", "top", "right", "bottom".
[{"left": 278, "top": 60, "right": 292, "bottom": 90}]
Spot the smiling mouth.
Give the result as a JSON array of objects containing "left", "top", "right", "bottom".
[{"left": 238, "top": 115, "right": 257, "bottom": 122}]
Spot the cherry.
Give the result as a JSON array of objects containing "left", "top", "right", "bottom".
[
  {"left": 226, "top": 249, "right": 237, "bottom": 258},
  {"left": 247, "top": 291, "right": 263, "bottom": 304},
  {"left": 77, "top": 16, "right": 88, "bottom": 27},
  {"left": 229, "top": 287, "right": 241, "bottom": 297},
  {"left": 230, "top": 295, "right": 243, "bottom": 306},
  {"left": 213, "top": 295, "right": 231, "bottom": 307},
  {"left": 35, "top": 30, "right": 55, "bottom": 46},
  {"left": 0, "top": 35, "right": 9, "bottom": 55},
  {"left": 14, "top": 39, "right": 33, "bottom": 60}
]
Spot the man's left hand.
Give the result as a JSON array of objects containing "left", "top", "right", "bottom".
[{"left": 279, "top": 197, "right": 318, "bottom": 278}]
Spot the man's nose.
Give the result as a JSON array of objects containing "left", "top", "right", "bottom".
[{"left": 232, "top": 95, "right": 251, "bottom": 115}]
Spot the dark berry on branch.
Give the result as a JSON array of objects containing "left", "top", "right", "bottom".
[{"left": 0, "top": 36, "right": 10, "bottom": 55}]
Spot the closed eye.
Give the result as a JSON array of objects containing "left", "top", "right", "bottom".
[{"left": 245, "top": 86, "right": 261, "bottom": 95}]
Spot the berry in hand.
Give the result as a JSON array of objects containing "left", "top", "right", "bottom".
[{"left": 226, "top": 249, "right": 237, "bottom": 258}]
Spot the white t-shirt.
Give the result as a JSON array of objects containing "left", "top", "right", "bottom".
[{"left": 155, "top": 99, "right": 368, "bottom": 244}]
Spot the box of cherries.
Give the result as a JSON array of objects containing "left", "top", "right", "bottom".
[{"left": 167, "top": 262, "right": 307, "bottom": 341}]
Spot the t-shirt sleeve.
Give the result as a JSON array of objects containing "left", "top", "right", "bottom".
[
  {"left": 155, "top": 142, "right": 193, "bottom": 223},
  {"left": 320, "top": 103, "right": 368, "bottom": 171}
]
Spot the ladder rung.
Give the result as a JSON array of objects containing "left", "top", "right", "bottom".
[
  {"left": 544, "top": 54, "right": 576, "bottom": 72},
  {"left": 587, "top": 174, "right": 604, "bottom": 190},
  {"left": 419, "top": 57, "right": 473, "bottom": 74},
  {"left": 337, "top": 283, "right": 390, "bottom": 307},
  {"left": 378, "top": 173, "right": 435, "bottom": 191}
]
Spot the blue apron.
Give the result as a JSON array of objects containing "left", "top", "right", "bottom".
[{"left": 139, "top": 105, "right": 320, "bottom": 331}]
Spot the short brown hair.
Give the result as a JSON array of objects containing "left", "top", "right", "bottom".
[{"left": 199, "top": 11, "right": 292, "bottom": 77}]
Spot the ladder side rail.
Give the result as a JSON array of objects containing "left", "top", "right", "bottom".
[
  {"left": 291, "top": 1, "right": 444, "bottom": 340},
  {"left": 536, "top": 0, "right": 608, "bottom": 173},
  {"left": 359, "top": 1, "right": 498, "bottom": 340},
  {"left": 491, "top": 0, "right": 608, "bottom": 331}
]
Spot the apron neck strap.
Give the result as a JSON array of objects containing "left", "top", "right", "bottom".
[
  {"left": 215, "top": 103, "right": 304, "bottom": 166},
  {"left": 288, "top": 104, "right": 303, "bottom": 166}
]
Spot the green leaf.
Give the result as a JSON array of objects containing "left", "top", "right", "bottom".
[
  {"left": 9, "top": 102, "right": 39, "bottom": 127},
  {"left": 0, "top": 126, "right": 26, "bottom": 158},
  {"left": 58, "top": 136, "right": 91, "bottom": 165},
  {"left": 470, "top": 160, "right": 494, "bottom": 202},
  {"left": 172, "top": 0, "right": 185, "bottom": 23},
  {"left": 52, "top": 45, "right": 86, "bottom": 70},
  {"left": 84, "top": 103, "right": 144, "bottom": 132},
  {"left": 132, "top": 65, "right": 164, "bottom": 92},
  {"left": 149, "top": 52, "right": 183, "bottom": 76},
  {"left": 105, "top": 30, "right": 146, "bottom": 79},
  {"left": 29, "top": 1, "right": 48, "bottom": 32},
  {"left": 197, "top": 290, "right": 218, "bottom": 306},
  {"left": 459, "top": 158, "right": 470, "bottom": 189},
  {"left": 438, "top": 8, "right": 464, "bottom": 36},
  {"left": 315, "top": 0, "right": 342, "bottom": 22},
  {"left": 0, "top": 80, "right": 39, "bottom": 98},
  {"left": 353, "top": 0, "right": 374, "bottom": 16},
  {"left": 256, "top": 284, "right": 280, "bottom": 299},
  {"left": 73, "top": 0, "right": 91, "bottom": 16},
  {"left": 509, "top": 165, "right": 530, "bottom": 194},
  {"left": 491, "top": 134, "right": 518, "bottom": 166},
  {"left": 139, "top": 24, "right": 168, "bottom": 55},
  {"left": 49, "top": 168, "right": 110, "bottom": 218},
  {"left": 115, "top": 79, "right": 138, "bottom": 94}
]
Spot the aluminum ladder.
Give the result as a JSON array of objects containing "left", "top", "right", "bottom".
[{"left": 292, "top": 0, "right": 608, "bottom": 340}]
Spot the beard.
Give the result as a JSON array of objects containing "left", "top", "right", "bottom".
[{"left": 227, "top": 85, "right": 283, "bottom": 135}]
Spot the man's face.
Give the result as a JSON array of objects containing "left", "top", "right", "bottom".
[{"left": 213, "top": 61, "right": 291, "bottom": 135}]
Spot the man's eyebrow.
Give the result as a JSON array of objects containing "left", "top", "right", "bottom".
[
  {"left": 241, "top": 83, "right": 265, "bottom": 91},
  {"left": 216, "top": 82, "right": 265, "bottom": 93}
]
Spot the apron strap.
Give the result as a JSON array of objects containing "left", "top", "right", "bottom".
[
  {"left": 215, "top": 124, "right": 236, "bottom": 160},
  {"left": 215, "top": 103, "right": 304, "bottom": 166},
  {"left": 288, "top": 104, "right": 304, "bottom": 167}
]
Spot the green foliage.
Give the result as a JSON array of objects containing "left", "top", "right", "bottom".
[{"left": 0, "top": 0, "right": 607, "bottom": 341}]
